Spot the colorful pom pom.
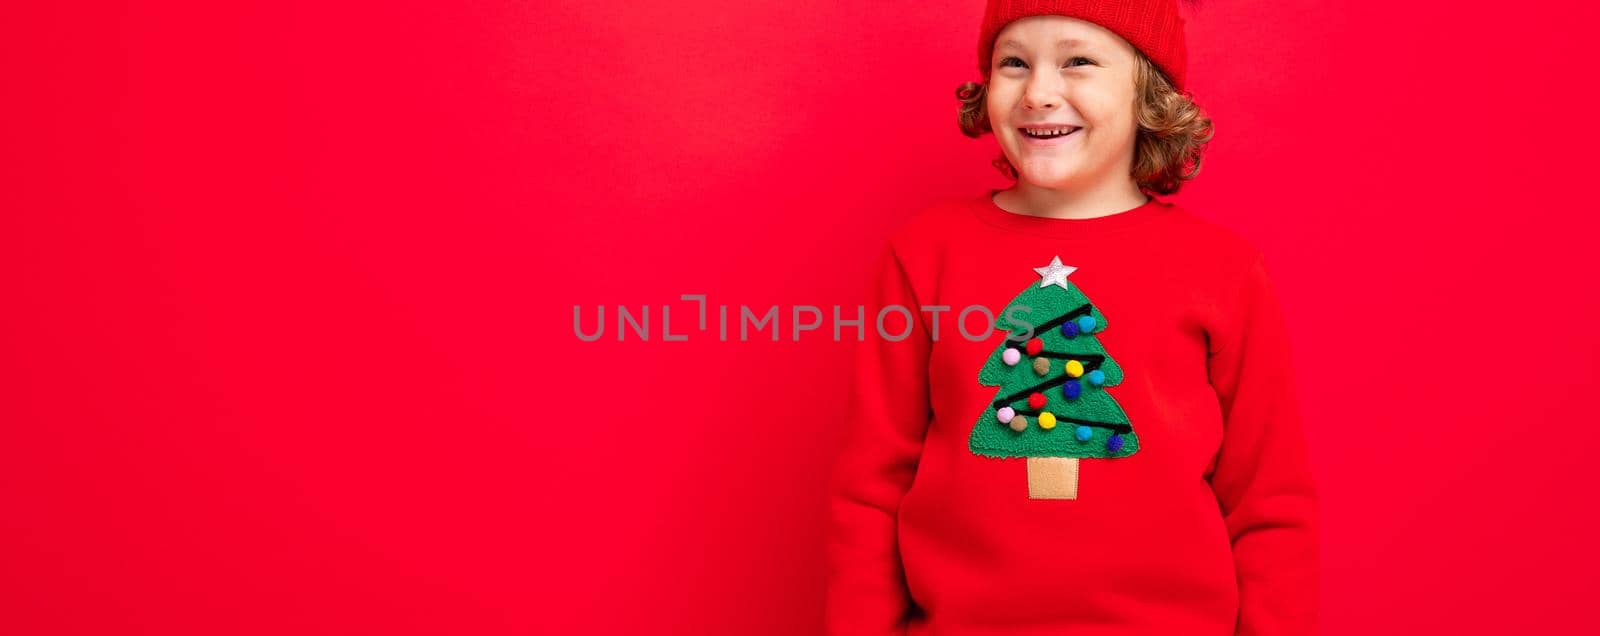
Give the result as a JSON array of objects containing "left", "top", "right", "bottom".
[
  {"left": 1107, "top": 434, "right": 1125, "bottom": 453},
  {"left": 1025, "top": 337, "right": 1043, "bottom": 356},
  {"left": 1064, "top": 359, "right": 1084, "bottom": 378},
  {"left": 1062, "top": 380, "right": 1081, "bottom": 400},
  {"left": 1002, "top": 348, "right": 1021, "bottom": 366},
  {"left": 1087, "top": 369, "right": 1105, "bottom": 386},
  {"left": 996, "top": 406, "right": 1015, "bottom": 424},
  {"left": 1032, "top": 357, "right": 1050, "bottom": 376},
  {"left": 1060, "top": 322, "right": 1079, "bottom": 338},
  {"left": 1076, "top": 315, "right": 1096, "bottom": 332},
  {"left": 1075, "top": 426, "right": 1093, "bottom": 441},
  {"left": 1010, "top": 415, "right": 1028, "bottom": 432},
  {"left": 1027, "top": 392, "right": 1046, "bottom": 409},
  {"left": 1038, "top": 412, "right": 1057, "bottom": 429}
]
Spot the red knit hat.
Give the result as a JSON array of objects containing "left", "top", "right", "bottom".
[{"left": 978, "top": 0, "right": 1188, "bottom": 92}]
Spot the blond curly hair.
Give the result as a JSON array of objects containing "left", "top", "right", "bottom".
[{"left": 956, "top": 53, "right": 1213, "bottom": 195}]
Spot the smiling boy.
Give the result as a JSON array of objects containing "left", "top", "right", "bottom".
[{"left": 826, "top": 2, "right": 1319, "bottom": 635}]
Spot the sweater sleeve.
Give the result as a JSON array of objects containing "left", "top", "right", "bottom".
[
  {"left": 1205, "top": 253, "right": 1321, "bottom": 636},
  {"left": 824, "top": 240, "right": 933, "bottom": 636}
]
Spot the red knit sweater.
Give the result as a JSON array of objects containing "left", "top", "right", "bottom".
[{"left": 825, "top": 191, "right": 1319, "bottom": 635}]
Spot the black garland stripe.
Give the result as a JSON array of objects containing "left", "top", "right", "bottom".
[
  {"left": 1010, "top": 410, "right": 1133, "bottom": 435},
  {"left": 1004, "top": 301, "right": 1095, "bottom": 343},
  {"left": 992, "top": 352, "right": 1105, "bottom": 406},
  {"left": 1034, "top": 351, "right": 1103, "bottom": 361}
]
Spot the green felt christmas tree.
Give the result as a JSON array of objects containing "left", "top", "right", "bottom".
[{"left": 969, "top": 256, "right": 1138, "bottom": 500}]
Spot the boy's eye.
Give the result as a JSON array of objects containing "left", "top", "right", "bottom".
[{"left": 997, "top": 56, "right": 1094, "bottom": 69}]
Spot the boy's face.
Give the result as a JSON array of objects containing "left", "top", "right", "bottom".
[{"left": 986, "top": 16, "right": 1141, "bottom": 191}]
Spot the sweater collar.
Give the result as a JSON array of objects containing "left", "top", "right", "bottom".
[{"left": 974, "top": 188, "right": 1173, "bottom": 239}]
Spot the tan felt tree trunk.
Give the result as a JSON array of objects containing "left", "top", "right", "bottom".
[{"left": 1027, "top": 457, "right": 1079, "bottom": 500}]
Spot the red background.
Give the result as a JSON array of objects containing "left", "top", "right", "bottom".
[{"left": 5, "top": 1, "right": 1599, "bottom": 634}]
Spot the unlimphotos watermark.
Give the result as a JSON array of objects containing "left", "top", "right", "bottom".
[{"left": 574, "top": 294, "right": 1039, "bottom": 342}]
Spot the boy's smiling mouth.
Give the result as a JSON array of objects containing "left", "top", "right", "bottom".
[
  {"left": 1018, "top": 125, "right": 1082, "bottom": 146},
  {"left": 1019, "top": 126, "right": 1081, "bottom": 138}
]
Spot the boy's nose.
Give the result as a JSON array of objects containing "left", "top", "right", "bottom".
[
  {"left": 1024, "top": 94, "right": 1061, "bottom": 110},
  {"left": 1023, "top": 78, "right": 1065, "bottom": 110}
]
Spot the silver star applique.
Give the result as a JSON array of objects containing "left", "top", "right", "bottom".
[{"left": 1033, "top": 255, "right": 1078, "bottom": 289}]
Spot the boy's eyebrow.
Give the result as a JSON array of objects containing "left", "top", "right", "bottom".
[{"left": 997, "top": 38, "right": 1094, "bottom": 50}]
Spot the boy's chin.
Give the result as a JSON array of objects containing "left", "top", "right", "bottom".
[{"left": 1016, "top": 167, "right": 1083, "bottom": 190}]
